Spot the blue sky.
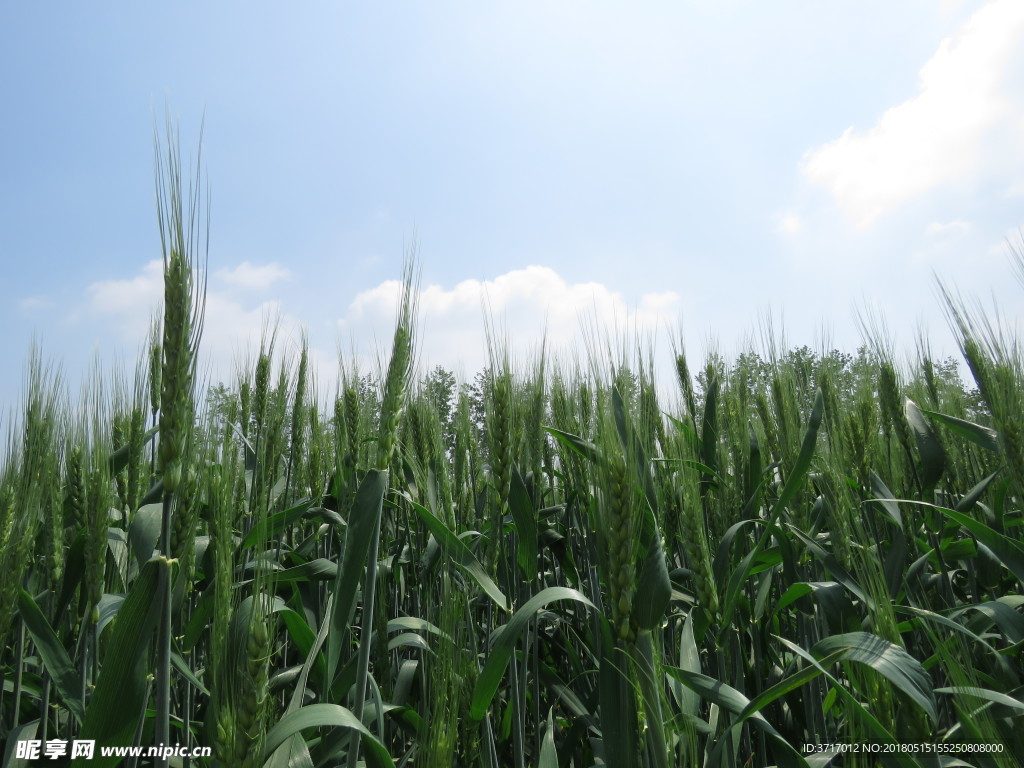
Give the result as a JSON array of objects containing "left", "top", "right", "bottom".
[{"left": 2, "top": 1, "right": 1023, "bottom": 410}]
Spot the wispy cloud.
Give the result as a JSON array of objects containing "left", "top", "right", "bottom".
[
  {"left": 19, "top": 296, "right": 55, "bottom": 311},
  {"left": 926, "top": 219, "right": 972, "bottom": 236},
  {"left": 777, "top": 214, "right": 803, "bottom": 235},
  {"left": 802, "top": 0, "right": 1024, "bottom": 227},
  {"left": 215, "top": 261, "right": 291, "bottom": 291}
]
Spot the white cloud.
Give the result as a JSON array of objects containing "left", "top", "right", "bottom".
[
  {"left": 87, "top": 259, "right": 164, "bottom": 320},
  {"left": 87, "top": 259, "right": 299, "bottom": 346},
  {"left": 339, "top": 265, "right": 681, "bottom": 376},
  {"left": 215, "top": 261, "right": 291, "bottom": 291},
  {"left": 778, "top": 214, "right": 803, "bottom": 235},
  {"left": 85, "top": 260, "right": 305, "bottom": 384},
  {"left": 926, "top": 219, "right": 972, "bottom": 236},
  {"left": 802, "top": 0, "right": 1024, "bottom": 227},
  {"left": 19, "top": 296, "right": 55, "bottom": 311}
]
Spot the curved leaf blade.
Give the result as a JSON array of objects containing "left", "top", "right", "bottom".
[
  {"left": 921, "top": 408, "right": 999, "bottom": 452},
  {"left": 812, "top": 631, "right": 937, "bottom": 723},
  {"left": 74, "top": 558, "right": 166, "bottom": 767},
  {"left": 17, "top": 590, "right": 84, "bottom": 724},
  {"left": 471, "top": 587, "right": 594, "bottom": 719},
  {"left": 905, "top": 398, "right": 946, "bottom": 488},
  {"left": 261, "top": 703, "right": 395, "bottom": 768},
  {"left": 327, "top": 469, "right": 387, "bottom": 687},
  {"left": 406, "top": 494, "right": 508, "bottom": 611}
]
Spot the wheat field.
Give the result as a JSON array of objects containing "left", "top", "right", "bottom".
[{"left": 2, "top": 140, "right": 1023, "bottom": 768}]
